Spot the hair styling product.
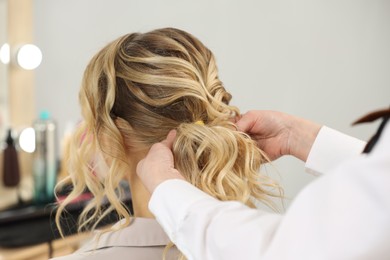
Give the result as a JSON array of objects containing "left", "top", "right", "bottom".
[
  {"left": 2, "top": 129, "right": 20, "bottom": 187},
  {"left": 33, "top": 111, "right": 58, "bottom": 204}
]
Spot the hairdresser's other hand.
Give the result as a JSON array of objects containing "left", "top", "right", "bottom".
[
  {"left": 236, "top": 110, "right": 321, "bottom": 162},
  {"left": 137, "top": 130, "right": 185, "bottom": 194}
]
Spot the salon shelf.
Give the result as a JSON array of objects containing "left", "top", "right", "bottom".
[{"left": 0, "top": 195, "right": 132, "bottom": 248}]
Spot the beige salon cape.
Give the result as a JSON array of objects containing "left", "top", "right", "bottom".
[{"left": 52, "top": 218, "right": 179, "bottom": 260}]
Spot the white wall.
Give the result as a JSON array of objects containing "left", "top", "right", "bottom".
[{"left": 33, "top": 0, "right": 390, "bottom": 206}]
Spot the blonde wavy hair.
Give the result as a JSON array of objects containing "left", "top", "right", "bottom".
[{"left": 56, "top": 27, "right": 281, "bottom": 258}]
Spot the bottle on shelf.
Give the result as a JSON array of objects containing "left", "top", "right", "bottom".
[
  {"left": 2, "top": 129, "right": 21, "bottom": 188},
  {"left": 32, "top": 111, "right": 58, "bottom": 204}
]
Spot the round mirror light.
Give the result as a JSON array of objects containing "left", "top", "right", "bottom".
[
  {"left": 0, "top": 43, "right": 10, "bottom": 64},
  {"left": 16, "top": 44, "right": 42, "bottom": 70},
  {"left": 19, "top": 127, "right": 35, "bottom": 153}
]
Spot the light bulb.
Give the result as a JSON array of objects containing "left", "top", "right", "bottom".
[
  {"left": 16, "top": 44, "right": 42, "bottom": 70},
  {"left": 19, "top": 127, "right": 36, "bottom": 153},
  {"left": 0, "top": 43, "right": 10, "bottom": 64}
]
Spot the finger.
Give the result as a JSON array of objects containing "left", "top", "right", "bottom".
[
  {"left": 136, "top": 159, "right": 144, "bottom": 175},
  {"left": 231, "top": 114, "right": 241, "bottom": 124},
  {"left": 236, "top": 112, "right": 256, "bottom": 132},
  {"left": 160, "top": 129, "right": 177, "bottom": 149}
]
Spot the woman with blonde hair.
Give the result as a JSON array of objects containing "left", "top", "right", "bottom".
[{"left": 53, "top": 27, "right": 280, "bottom": 259}]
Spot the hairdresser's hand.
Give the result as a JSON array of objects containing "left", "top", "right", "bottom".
[
  {"left": 137, "top": 130, "right": 185, "bottom": 194},
  {"left": 237, "top": 110, "right": 321, "bottom": 162}
]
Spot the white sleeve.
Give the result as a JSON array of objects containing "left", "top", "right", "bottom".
[
  {"left": 149, "top": 180, "right": 283, "bottom": 259},
  {"left": 305, "top": 126, "right": 366, "bottom": 175},
  {"left": 149, "top": 126, "right": 390, "bottom": 260}
]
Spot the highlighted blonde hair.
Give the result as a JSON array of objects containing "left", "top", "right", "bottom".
[{"left": 56, "top": 27, "right": 281, "bottom": 258}]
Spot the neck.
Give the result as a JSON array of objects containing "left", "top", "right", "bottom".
[
  {"left": 127, "top": 153, "right": 154, "bottom": 218},
  {"left": 128, "top": 173, "right": 154, "bottom": 218}
]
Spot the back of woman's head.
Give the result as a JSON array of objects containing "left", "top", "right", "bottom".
[{"left": 56, "top": 27, "right": 280, "bottom": 237}]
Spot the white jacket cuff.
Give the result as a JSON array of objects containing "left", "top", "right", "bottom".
[{"left": 305, "top": 126, "right": 366, "bottom": 175}]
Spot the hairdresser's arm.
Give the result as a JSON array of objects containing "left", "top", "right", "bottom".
[
  {"left": 149, "top": 146, "right": 390, "bottom": 259},
  {"left": 237, "top": 110, "right": 365, "bottom": 174}
]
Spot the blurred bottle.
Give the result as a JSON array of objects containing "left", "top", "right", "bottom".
[
  {"left": 33, "top": 111, "right": 58, "bottom": 204},
  {"left": 2, "top": 129, "right": 20, "bottom": 187}
]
